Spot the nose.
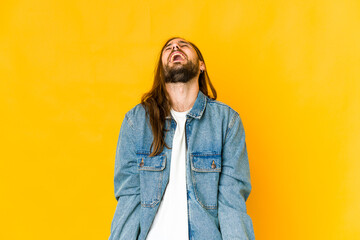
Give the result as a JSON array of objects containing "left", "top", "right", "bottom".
[{"left": 172, "top": 44, "right": 179, "bottom": 50}]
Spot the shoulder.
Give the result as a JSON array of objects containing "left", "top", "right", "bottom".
[
  {"left": 123, "top": 103, "right": 147, "bottom": 128},
  {"left": 205, "top": 97, "right": 240, "bottom": 121},
  {"left": 125, "top": 103, "right": 146, "bottom": 117},
  {"left": 205, "top": 97, "right": 246, "bottom": 139}
]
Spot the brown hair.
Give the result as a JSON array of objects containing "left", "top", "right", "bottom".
[{"left": 141, "top": 37, "right": 217, "bottom": 157}]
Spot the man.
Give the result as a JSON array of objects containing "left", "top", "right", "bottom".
[{"left": 109, "top": 37, "right": 255, "bottom": 240}]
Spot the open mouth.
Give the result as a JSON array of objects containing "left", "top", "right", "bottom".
[{"left": 169, "top": 51, "right": 186, "bottom": 63}]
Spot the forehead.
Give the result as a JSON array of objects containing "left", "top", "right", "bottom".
[{"left": 163, "top": 38, "right": 191, "bottom": 49}]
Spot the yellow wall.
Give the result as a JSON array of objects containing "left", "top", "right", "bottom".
[{"left": 1, "top": 0, "right": 359, "bottom": 239}]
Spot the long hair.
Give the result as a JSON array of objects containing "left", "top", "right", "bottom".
[{"left": 141, "top": 37, "right": 217, "bottom": 157}]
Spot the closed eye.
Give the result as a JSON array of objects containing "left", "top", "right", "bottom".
[{"left": 164, "top": 44, "right": 188, "bottom": 52}]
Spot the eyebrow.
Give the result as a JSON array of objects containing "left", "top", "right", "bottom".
[{"left": 164, "top": 40, "right": 189, "bottom": 49}]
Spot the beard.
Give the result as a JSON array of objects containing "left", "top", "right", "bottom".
[{"left": 163, "top": 59, "right": 199, "bottom": 83}]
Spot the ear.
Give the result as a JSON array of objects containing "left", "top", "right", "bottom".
[{"left": 200, "top": 61, "right": 206, "bottom": 72}]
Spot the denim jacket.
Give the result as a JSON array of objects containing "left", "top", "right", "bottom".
[{"left": 109, "top": 90, "right": 255, "bottom": 240}]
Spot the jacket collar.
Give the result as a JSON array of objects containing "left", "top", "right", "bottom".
[{"left": 166, "top": 90, "right": 207, "bottom": 120}]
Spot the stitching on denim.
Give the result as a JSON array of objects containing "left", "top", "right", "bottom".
[
  {"left": 190, "top": 155, "right": 218, "bottom": 210},
  {"left": 122, "top": 114, "right": 137, "bottom": 149},
  {"left": 191, "top": 153, "right": 221, "bottom": 156},
  {"left": 157, "top": 169, "right": 163, "bottom": 204},
  {"left": 225, "top": 112, "right": 239, "bottom": 140},
  {"left": 125, "top": 113, "right": 135, "bottom": 130},
  {"left": 191, "top": 167, "right": 221, "bottom": 173},
  {"left": 136, "top": 154, "right": 166, "bottom": 171},
  {"left": 190, "top": 154, "right": 222, "bottom": 172},
  {"left": 207, "top": 99, "right": 227, "bottom": 107},
  {"left": 187, "top": 93, "right": 207, "bottom": 119},
  {"left": 138, "top": 155, "right": 166, "bottom": 208},
  {"left": 186, "top": 153, "right": 192, "bottom": 240},
  {"left": 192, "top": 172, "right": 217, "bottom": 210},
  {"left": 207, "top": 99, "right": 238, "bottom": 114},
  {"left": 138, "top": 167, "right": 165, "bottom": 171},
  {"left": 135, "top": 150, "right": 151, "bottom": 155},
  {"left": 140, "top": 169, "right": 163, "bottom": 208}
]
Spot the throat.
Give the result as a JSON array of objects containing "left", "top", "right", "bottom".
[{"left": 166, "top": 81, "right": 199, "bottom": 112}]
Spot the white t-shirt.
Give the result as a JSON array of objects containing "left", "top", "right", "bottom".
[{"left": 146, "top": 108, "right": 190, "bottom": 240}]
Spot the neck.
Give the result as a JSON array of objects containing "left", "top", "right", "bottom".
[{"left": 165, "top": 76, "right": 199, "bottom": 112}]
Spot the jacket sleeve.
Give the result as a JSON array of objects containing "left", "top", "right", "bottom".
[
  {"left": 109, "top": 113, "right": 141, "bottom": 240},
  {"left": 218, "top": 112, "right": 255, "bottom": 240}
]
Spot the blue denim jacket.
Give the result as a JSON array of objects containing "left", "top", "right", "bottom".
[{"left": 109, "top": 90, "right": 255, "bottom": 240}]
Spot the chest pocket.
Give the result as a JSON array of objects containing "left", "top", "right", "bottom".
[
  {"left": 190, "top": 153, "right": 222, "bottom": 209},
  {"left": 136, "top": 153, "right": 166, "bottom": 208}
]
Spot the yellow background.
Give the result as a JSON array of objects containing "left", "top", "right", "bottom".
[{"left": 1, "top": 0, "right": 359, "bottom": 239}]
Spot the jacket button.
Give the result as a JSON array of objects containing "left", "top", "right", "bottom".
[
  {"left": 211, "top": 160, "right": 216, "bottom": 169},
  {"left": 139, "top": 158, "right": 144, "bottom": 167}
]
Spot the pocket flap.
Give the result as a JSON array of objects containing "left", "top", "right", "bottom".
[
  {"left": 191, "top": 154, "right": 221, "bottom": 172},
  {"left": 137, "top": 153, "right": 166, "bottom": 171}
]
